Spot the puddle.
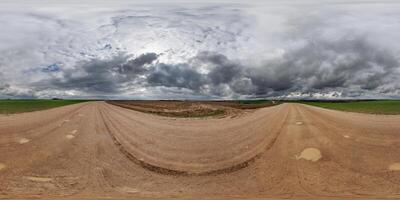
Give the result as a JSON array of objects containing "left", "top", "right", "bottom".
[
  {"left": 19, "top": 138, "right": 30, "bottom": 144},
  {"left": 296, "top": 148, "right": 322, "bottom": 162},
  {"left": 117, "top": 186, "right": 139, "bottom": 194},
  {"left": 389, "top": 163, "right": 400, "bottom": 171},
  {"left": 66, "top": 135, "right": 75, "bottom": 139},
  {"left": 24, "top": 176, "right": 53, "bottom": 182},
  {"left": 70, "top": 130, "right": 78, "bottom": 135},
  {"left": 0, "top": 163, "right": 6, "bottom": 171},
  {"left": 296, "top": 122, "right": 303, "bottom": 125}
]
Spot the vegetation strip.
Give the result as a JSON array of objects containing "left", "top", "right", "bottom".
[
  {"left": 300, "top": 100, "right": 400, "bottom": 115},
  {"left": 0, "top": 100, "right": 88, "bottom": 114}
]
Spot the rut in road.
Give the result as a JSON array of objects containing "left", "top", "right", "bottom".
[{"left": 0, "top": 102, "right": 400, "bottom": 199}]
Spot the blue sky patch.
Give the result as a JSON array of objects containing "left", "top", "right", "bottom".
[{"left": 42, "top": 63, "right": 61, "bottom": 73}]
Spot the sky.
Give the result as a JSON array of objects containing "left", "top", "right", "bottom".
[{"left": 1, "top": 0, "right": 400, "bottom": 99}]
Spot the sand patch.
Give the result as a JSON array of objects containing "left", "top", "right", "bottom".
[
  {"left": 296, "top": 121, "right": 303, "bottom": 125},
  {"left": 117, "top": 186, "right": 139, "bottom": 194},
  {"left": 18, "top": 138, "right": 30, "bottom": 144},
  {"left": 296, "top": 148, "right": 322, "bottom": 162},
  {"left": 24, "top": 176, "right": 53, "bottom": 182},
  {"left": 0, "top": 163, "right": 6, "bottom": 171},
  {"left": 343, "top": 135, "right": 350, "bottom": 138},
  {"left": 70, "top": 130, "right": 78, "bottom": 135},
  {"left": 66, "top": 135, "right": 75, "bottom": 139},
  {"left": 389, "top": 163, "right": 400, "bottom": 171},
  {"left": 59, "top": 119, "right": 69, "bottom": 127}
]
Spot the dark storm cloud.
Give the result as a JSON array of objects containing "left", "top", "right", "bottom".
[
  {"left": 0, "top": 83, "right": 9, "bottom": 92},
  {"left": 47, "top": 58, "right": 123, "bottom": 93},
  {"left": 180, "top": 36, "right": 399, "bottom": 98},
  {"left": 207, "top": 35, "right": 399, "bottom": 97},
  {"left": 276, "top": 37, "right": 399, "bottom": 93},
  {"left": 36, "top": 53, "right": 158, "bottom": 94},
  {"left": 196, "top": 52, "right": 242, "bottom": 85},
  {"left": 148, "top": 36, "right": 399, "bottom": 97},
  {"left": 147, "top": 63, "right": 206, "bottom": 91},
  {"left": 33, "top": 35, "right": 400, "bottom": 98},
  {"left": 0, "top": 83, "right": 37, "bottom": 98},
  {"left": 117, "top": 53, "right": 158, "bottom": 74}
]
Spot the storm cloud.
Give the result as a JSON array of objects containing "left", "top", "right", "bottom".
[
  {"left": 35, "top": 53, "right": 158, "bottom": 94},
  {"left": 1, "top": 1, "right": 400, "bottom": 99}
]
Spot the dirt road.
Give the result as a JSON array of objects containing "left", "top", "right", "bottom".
[{"left": 0, "top": 102, "right": 400, "bottom": 199}]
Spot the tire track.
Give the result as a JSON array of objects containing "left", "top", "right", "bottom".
[{"left": 98, "top": 103, "right": 290, "bottom": 176}]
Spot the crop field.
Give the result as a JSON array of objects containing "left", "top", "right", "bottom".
[
  {"left": 107, "top": 100, "right": 278, "bottom": 118},
  {"left": 0, "top": 100, "right": 88, "bottom": 114},
  {"left": 300, "top": 100, "right": 400, "bottom": 114}
]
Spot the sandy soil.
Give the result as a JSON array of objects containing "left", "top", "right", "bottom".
[{"left": 0, "top": 102, "right": 400, "bottom": 199}]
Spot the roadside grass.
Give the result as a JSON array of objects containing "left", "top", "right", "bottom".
[
  {"left": 236, "top": 100, "right": 272, "bottom": 104},
  {"left": 0, "top": 99, "right": 88, "bottom": 114},
  {"left": 301, "top": 100, "right": 400, "bottom": 115},
  {"left": 211, "top": 100, "right": 279, "bottom": 109}
]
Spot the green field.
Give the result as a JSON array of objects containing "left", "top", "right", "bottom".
[
  {"left": 301, "top": 100, "right": 400, "bottom": 115},
  {"left": 2, "top": 99, "right": 400, "bottom": 115},
  {"left": 0, "top": 100, "right": 88, "bottom": 114}
]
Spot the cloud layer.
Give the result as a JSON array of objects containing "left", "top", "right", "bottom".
[{"left": 1, "top": 1, "right": 400, "bottom": 99}]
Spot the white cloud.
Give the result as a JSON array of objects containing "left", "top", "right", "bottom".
[{"left": 1, "top": 1, "right": 400, "bottom": 99}]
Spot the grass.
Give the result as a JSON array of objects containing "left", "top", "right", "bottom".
[
  {"left": 209, "top": 100, "right": 279, "bottom": 109},
  {"left": 0, "top": 99, "right": 88, "bottom": 114},
  {"left": 301, "top": 100, "right": 400, "bottom": 115}
]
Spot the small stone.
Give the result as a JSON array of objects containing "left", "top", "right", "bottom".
[
  {"left": 389, "top": 163, "right": 400, "bottom": 171},
  {"left": 66, "top": 135, "right": 75, "bottom": 139},
  {"left": 19, "top": 138, "right": 30, "bottom": 144}
]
